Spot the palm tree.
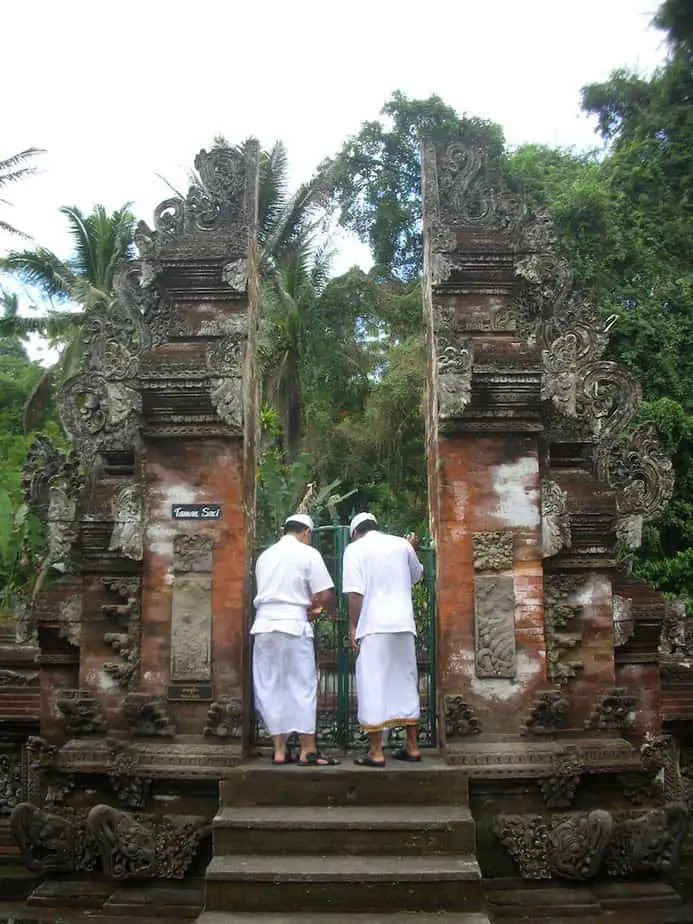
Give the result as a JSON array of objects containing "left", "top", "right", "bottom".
[
  {"left": 0, "top": 148, "right": 44, "bottom": 238},
  {"left": 254, "top": 141, "right": 332, "bottom": 460},
  {"left": 0, "top": 204, "right": 136, "bottom": 427}
]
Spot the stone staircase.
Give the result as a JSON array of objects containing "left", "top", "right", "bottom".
[{"left": 196, "top": 756, "right": 490, "bottom": 923}]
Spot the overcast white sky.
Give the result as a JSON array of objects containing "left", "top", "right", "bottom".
[{"left": 1, "top": 0, "right": 667, "bottom": 280}]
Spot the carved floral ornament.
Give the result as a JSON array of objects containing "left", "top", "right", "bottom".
[
  {"left": 494, "top": 803, "right": 689, "bottom": 881},
  {"left": 134, "top": 144, "right": 257, "bottom": 268},
  {"left": 10, "top": 801, "right": 204, "bottom": 879}
]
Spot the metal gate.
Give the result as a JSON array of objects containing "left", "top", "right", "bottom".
[
  {"left": 253, "top": 525, "right": 436, "bottom": 753},
  {"left": 311, "top": 525, "right": 436, "bottom": 753}
]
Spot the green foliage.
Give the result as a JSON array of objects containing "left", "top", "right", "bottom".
[
  {"left": 0, "top": 488, "right": 45, "bottom": 610},
  {"left": 325, "top": 91, "right": 503, "bottom": 279}
]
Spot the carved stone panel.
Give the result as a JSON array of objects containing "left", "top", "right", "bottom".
[
  {"left": 473, "top": 530, "right": 513, "bottom": 572},
  {"left": 474, "top": 575, "right": 516, "bottom": 679},
  {"left": 444, "top": 696, "right": 481, "bottom": 739},
  {"left": 109, "top": 485, "right": 144, "bottom": 561},
  {"left": 541, "top": 479, "right": 571, "bottom": 558},
  {"left": 173, "top": 535, "right": 213, "bottom": 573},
  {"left": 170, "top": 573, "right": 213, "bottom": 682},
  {"left": 205, "top": 699, "right": 243, "bottom": 739}
]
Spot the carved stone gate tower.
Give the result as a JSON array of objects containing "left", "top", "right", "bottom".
[{"left": 11, "top": 144, "right": 261, "bottom": 882}]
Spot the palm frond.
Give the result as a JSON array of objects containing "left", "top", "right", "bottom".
[
  {"left": 22, "top": 368, "right": 55, "bottom": 433},
  {"left": 0, "top": 248, "right": 76, "bottom": 300},
  {"left": 0, "top": 218, "right": 32, "bottom": 239},
  {"left": 0, "top": 148, "right": 45, "bottom": 189},
  {"left": 258, "top": 142, "right": 290, "bottom": 245}
]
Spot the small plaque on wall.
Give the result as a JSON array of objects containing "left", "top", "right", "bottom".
[
  {"left": 167, "top": 684, "right": 214, "bottom": 702},
  {"left": 171, "top": 504, "right": 222, "bottom": 520}
]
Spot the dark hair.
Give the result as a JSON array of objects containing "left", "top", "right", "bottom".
[
  {"left": 284, "top": 520, "right": 309, "bottom": 535},
  {"left": 354, "top": 520, "right": 379, "bottom": 538}
]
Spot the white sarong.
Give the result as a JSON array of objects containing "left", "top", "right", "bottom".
[
  {"left": 252, "top": 631, "right": 317, "bottom": 736},
  {"left": 356, "top": 632, "right": 420, "bottom": 732}
]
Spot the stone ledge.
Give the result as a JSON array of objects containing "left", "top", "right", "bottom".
[{"left": 58, "top": 737, "right": 243, "bottom": 778}]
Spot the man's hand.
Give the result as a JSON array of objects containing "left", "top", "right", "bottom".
[
  {"left": 405, "top": 531, "right": 419, "bottom": 549},
  {"left": 349, "top": 626, "right": 359, "bottom": 652},
  {"left": 308, "top": 606, "right": 323, "bottom": 623}
]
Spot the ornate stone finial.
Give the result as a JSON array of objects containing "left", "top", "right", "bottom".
[{"left": 135, "top": 142, "right": 259, "bottom": 270}]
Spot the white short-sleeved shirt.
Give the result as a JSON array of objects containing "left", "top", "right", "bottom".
[
  {"left": 252, "top": 534, "right": 334, "bottom": 638},
  {"left": 342, "top": 530, "right": 424, "bottom": 639}
]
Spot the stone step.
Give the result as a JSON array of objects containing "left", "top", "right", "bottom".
[
  {"left": 205, "top": 854, "right": 482, "bottom": 913},
  {"left": 197, "top": 914, "right": 492, "bottom": 924},
  {"left": 219, "top": 758, "right": 469, "bottom": 808},
  {"left": 213, "top": 804, "right": 475, "bottom": 855}
]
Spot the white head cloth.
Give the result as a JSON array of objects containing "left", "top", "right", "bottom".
[
  {"left": 349, "top": 512, "right": 378, "bottom": 537},
  {"left": 285, "top": 513, "right": 314, "bottom": 531}
]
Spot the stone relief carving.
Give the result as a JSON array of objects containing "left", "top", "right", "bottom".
[
  {"left": 604, "top": 803, "right": 689, "bottom": 876},
  {"left": 206, "top": 333, "right": 245, "bottom": 432},
  {"left": 58, "top": 373, "right": 141, "bottom": 465},
  {"left": 204, "top": 698, "right": 243, "bottom": 739},
  {"left": 80, "top": 299, "right": 149, "bottom": 381},
  {"left": 106, "top": 739, "right": 151, "bottom": 810},
  {"left": 428, "top": 141, "right": 524, "bottom": 240},
  {"left": 109, "top": 484, "right": 144, "bottom": 561},
  {"left": 12, "top": 801, "right": 205, "bottom": 880},
  {"left": 58, "top": 595, "right": 82, "bottom": 648},
  {"left": 585, "top": 687, "right": 637, "bottom": 732},
  {"left": 537, "top": 748, "right": 584, "bottom": 809},
  {"left": 11, "top": 803, "right": 98, "bottom": 873},
  {"left": 0, "top": 752, "right": 23, "bottom": 816},
  {"left": 474, "top": 575, "right": 516, "bottom": 679},
  {"left": 495, "top": 809, "right": 614, "bottom": 881},
  {"left": 222, "top": 257, "right": 249, "bottom": 292},
  {"left": 123, "top": 694, "right": 175, "bottom": 737},
  {"left": 0, "top": 669, "right": 39, "bottom": 686},
  {"left": 21, "top": 434, "right": 69, "bottom": 520},
  {"left": 25, "top": 736, "right": 73, "bottom": 806},
  {"left": 135, "top": 145, "right": 255, "bottom": 269},
  {"left": 521, "top": 691, "right": 570, "bottom": 735},
  {"left": 659, "top": 597, "right": 693, "bottom": 661},
  {"left": 173, "top": 534, "right": 213, "bottom": 572},
  {"left": 541, "top": 479, "right": 571, "bottom": 558},
  {"left": 57, "top": 690, "right": 107, "bottom": 736},
  {"left": 87, "top": 804, "right": 156, "bottom": 879},
  {"left": 472, "top": 530, "right": 513, "bottom": 571},
  {"left": 102, "top": 577, "right": 141, "bottom": 689},
  {"left": 543, "top": 574, "right": 583, "bottom": 685},
  {"left": 612, "top": 595, "right": 634, "bottom": 648},
  {"left": 603, "top": 421, "right": 675, "bottom": 551},
  {"left": 444, "top": 696, "right": 481, "bottom": 739}
]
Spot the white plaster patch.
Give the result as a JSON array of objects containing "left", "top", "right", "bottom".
[
  {"left": 575, "top": 573, "right": 611, "bottom": 607},
  {"left": 143, "top": 671, "right": 163, "bottom": 684},
  {"left": 97, "top": 669, "right": 117, "bottom": 692},
  {"left": 470, "top": 651, "right": 543, "bottom": 702},
  {"left": 147, "top": 481, "right": 198, "bottom": 555},
  {"left": 492, "top": 456, "right": 540, "bottom": 527}
]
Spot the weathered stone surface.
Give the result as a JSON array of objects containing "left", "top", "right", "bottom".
[
  {"left": 171, "top": 573, "right": 213, "bottom": 682},
  {"left": 472, "top": 530, "right": 513, "bottom": 571},
  {"left": 174, "top": 534, "right": 214, "bottom": 572},
  {"left": 474, "top": 575, "right": 516, "bottom": 679}
]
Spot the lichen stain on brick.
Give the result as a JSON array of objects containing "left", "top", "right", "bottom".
[{"left": 492, "top": 456, "right": 540, "bottom": 527}]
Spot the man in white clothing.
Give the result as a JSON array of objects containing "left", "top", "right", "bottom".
[
  {"left": 342, "top": 512, "right": 424, "bottom": 767},
  {"left": 252, "top": 513, "right": 339, "bottom": 766}
]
